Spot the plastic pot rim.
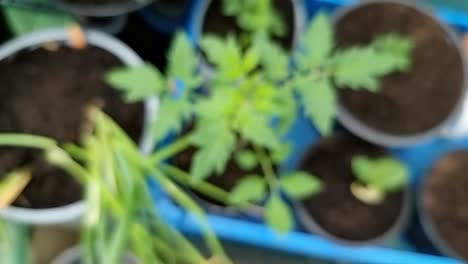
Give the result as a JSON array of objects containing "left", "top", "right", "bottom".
[{"left": 0, "top": 28, "right": 158, "bottom": 225}]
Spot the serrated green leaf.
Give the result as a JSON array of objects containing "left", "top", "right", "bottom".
[
  {"left": 332, "top": 35, "right": 411, "bottom": 91},
  {"left": 167, "top": 31, "right": 200, "bottom": 89},
  {"left": 242, "top": 45, "right": 260, "bottom": 73},
  {"left": 352, "top": 155, "right": 409, "bottom": 193},
  {"left": 228, "top": 175, "right": 267, "bottom": 205},
  {"left": 299, "top": 12, "right": 333, "bottom": 68},
  {"left": 3, "top": 5, "right": 74, "bottom": 36},
  {"left": 298, "top": 78, "right": 336, "bottom": 135},
  {"left": 234, "top": 150, "right": 258, "bottom": 171},
  {"left": 201, "top": 35, "right": 244, "bottom": 80},
  {"left": 238, "top": 113, "right": 280, "bottom": 150},
  {"left": 265, "top": 195, "right": 293, "bottom": 234},
  {"left": 106, "top": 64, "right": 165, "bottom": 102},
  {"left": 255, "top": 35, "right": 289, "bottom": 80},
  {"left": 190, "top": 121, "right": 236, "bottom": 183},
  {"left": 200, "top": 35, "right": 226, "bottom": 66},
  {"left": 280, "top": 171, "right": 322, "bottom": 200},
  {"left": 152, "top": 98, "right": 191, "bottom": 143}
]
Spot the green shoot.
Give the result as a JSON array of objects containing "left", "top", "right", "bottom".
[
  {"left": 293, "top": 13, "right": 414, "bottom": 135},
  {"left": 351, "top": 155, "right": 409, "bottom": 205},
  {"left": 0, "top": 168, "right": 31, "bottom": 209},
  {"left": 222, "top": 0, "right": 286, "bottom": 39}
]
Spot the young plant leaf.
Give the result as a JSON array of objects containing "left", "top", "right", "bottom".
[
  {"left": 371, "top": 33, "right": 414, "bottom": 71},
  {"left": 238, "top": 112, "right": 280, "bottom": 150},
  {"left": 190, "top": 121, "right": 236, "bottom": 183},
  {"left": 271, "top": 143, "right": 291, "bottom": 163},
  {"left": 152, "top": 98, "right": 192, "bottom": 143},
  {"left": 228, "top": 175, "right": 267, "bottom": 205},
  {"left": 255, "top": 35, "right": 289, "bottom": 80},
  {"left": 298, "top": 78, "right": 336, "bottom": 135},
  {"left": 234, "top": 150, "right": 258, "bottom": 171},
  {"left": 298, "top": 12, "right": 333, "bottom": 69},
  {"left": 280, "top": 171, "right": 322, "bottom": 200},
  {"left": 106, "top": 63, "right": 165, "bottom": 102},
  {"left": 167, "top": 31, "right": 201, "bottom": 89},
  {"left": 0, "top": 168, "right": 31, "bottom": 208},
  {"left": 352, "top": 155, "right": 409, "bottom": 193},
  {"left": 265, "top": 194, "right": 293, "bottom": 234}
]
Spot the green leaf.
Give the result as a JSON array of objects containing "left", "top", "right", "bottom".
[
  {"left": 352, "top": 155, "right": 409, "bottom": 193},
  {"left": 167, "top": 31, "right": 200, "bottom": 89},
  {"left": 152, "top": 98, "right": 191, "bottom": 143},
  {"left": 271, "top": 143, "right": 291, "bottom": 163},
  {"left": 234, "top": 150, "right": 258, "bottom": 171},
  {"left": 265, "top": 195, "right": 293, "bottom": 234},
  {"left": 2, "top": 6, "right": 74, "bottom": 36},
  {"left": 280, "top": 171, "right": 322, "bottom": 200},
  {"left": 200, "top": 35, "right": 226, "bottom": 66},
  {"left": 228, "top": 175, "right": 267, "bottom": 205},
  {"left": 255, "top": 35, "right": 289, "bottom": 80},
  {"left": 298, "top": 78, "right": 336, "bottom": 135},
  {"left": 201, "top": 35, "right": 243, "bottom": 80},
  {"left": 242, "top": 45, "right": 260, "bottom": 73},
  {"left": 299, "top": 13, "right": 333, "bottom": 68},
  {"left": 106, "top": 64, "right": 165, "bottom": 102},
  {"left": 0, "top": 168, "right": 31, "bottom": 208},
  {"left": 238, "top": 112, "right": 280, "bottom": 150},
  {"left": 332, "top": 34, "right": 412, "bottom": 92},
  {"left": 190, "top": 121, "right": 236, "bottom": 183}
]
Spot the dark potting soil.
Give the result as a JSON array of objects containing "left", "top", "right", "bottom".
[
  {"left": 0, "top": 46, "right": 143, "bottom": 209},
  {"left": 424, "top": 150, "right": 468, "bottom": 259},
  {"left": 174, "top": 147, "right": 262, "bottom": 207},
  {"left": 202, "top": 0, "right": 295, "bottom": 50},
  {"left": 336, "top": 2, "right": 464, "bottom": 135},
  {"left": 299, "top": 136, "right": 405, "bottom": 241}
]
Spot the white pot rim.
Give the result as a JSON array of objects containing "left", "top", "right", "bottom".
[{"left": 0, "top": 28, "right": 158, "bottom": 225}]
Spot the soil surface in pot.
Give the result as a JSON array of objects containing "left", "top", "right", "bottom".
[
  {"left": 336, "top": 2, "right": 464, "bottom": 135},
  {"left": 174, "top": 147, "right": 262, "bottom": 207},
  {"left": 0, "top": 46, "right": 143, "bottom": 209},
  {"left": 424, "top": 150, "right": 468, "bottom": 259},
  {"left": 299, "top": 136, "right": 405, "bottom": 241},
  {"left": 202, "top": 0, "right": 295, "bottom": 50}
]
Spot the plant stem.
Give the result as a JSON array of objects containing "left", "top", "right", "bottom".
[
  {"left": 150, "top": 133, "right": 193, "bottom": 163},
  {"left": 254, "top": 145, "right": 277, "bottom": 191}
]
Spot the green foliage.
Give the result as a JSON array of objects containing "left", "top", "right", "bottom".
[
  {"left": 293, "top": 13, "right": 414, "bottom": 135},
  {"left": 234, "top": 150, "right": 258, "bottom": 171},
  {"left": 2, "top": 3, "right": 74, "bottom": 36},
  {"left": 265, "top": 194, "right": 293, "bottom": 234},
  {"left": 222, "top": 0, "right": 286, "bottom": 38},
  {"left": 228, "top": 175, "right": 267, "bottom": 205},
  {"left": 106, "top": 31, "right": 201, "bottom": 143},
  {"left": 352, "top": 155, "right": 409, "bottom": 193},
  {"left": 280, "top": 171, "right": 322, "bottom": 200}
]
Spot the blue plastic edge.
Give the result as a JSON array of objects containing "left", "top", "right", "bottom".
[{"left": 145, "top": 0, "right": 468, "bottom": 263}]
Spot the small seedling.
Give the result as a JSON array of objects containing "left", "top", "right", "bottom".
[
  {"left": 351, "top": 155, "right": 409, "bottom": 205},
  {"left": 292, "top": 13, "right": 414, "bottom": 135},
  {"left": 222, "top": 0, "right": 286, "bottom": 39}
]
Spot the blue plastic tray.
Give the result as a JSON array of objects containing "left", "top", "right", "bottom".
[{"left": 147, "top": 1, "right": 468, "bottom": 263}]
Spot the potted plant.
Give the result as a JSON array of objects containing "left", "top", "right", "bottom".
[
  {"left": 419, "top": 149, "right": 468, "bottom": 260},
  {"left": 332, "top": 0, "right": 466, "bottom": 146},
  {"left": 294, "top": 135, "right": 411, "bottom": 244},
  {"left": 0, "top": 107, "right": 231, "bottom": 264},
  {"left": 0, "top": 26, "right": 156, "bottom": 225}
]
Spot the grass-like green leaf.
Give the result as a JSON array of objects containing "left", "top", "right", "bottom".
[
  {"left": 228, "top": 175, "right": 267, "bottom": 205},
  {"left": 280, "top": 171, "right": 322, "bottom": 200},
  {"left": 0, "top": 168, "right": 31, "bottom": 208},
  {"left": 106, "top": 63, "right": 165, "bottom": 102},
  {"left": 234, "top": 150, "right": 258, "bottom": 171},
  {"left": 265, "top": 194, "right": 293, "bottom": 234},
  {"left": 298, "top": 78, "right": 336, "bottom": 135},
  {"left": 352, "top": 155, "right": 409, "bottom": 193}
]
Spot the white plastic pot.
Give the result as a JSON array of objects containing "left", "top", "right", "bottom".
[
  {"left": 52, "top": 246, "right": 139, "bottom": 264},
  {"left": 0, "top": 28, "right": 158, "bottom": 225}
]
